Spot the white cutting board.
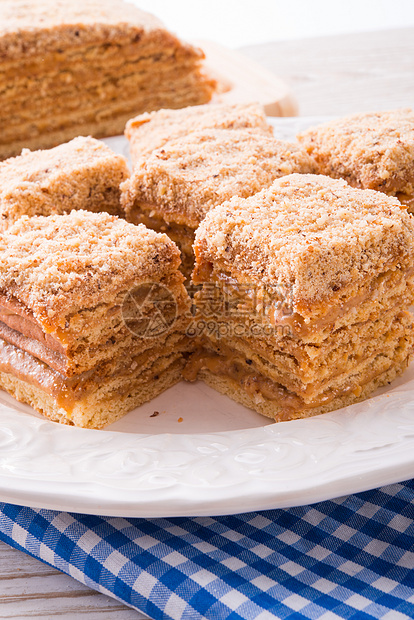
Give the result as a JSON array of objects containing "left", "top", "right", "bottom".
[{"left": 197, "top": 39, "right": 298, "bottom": 116}]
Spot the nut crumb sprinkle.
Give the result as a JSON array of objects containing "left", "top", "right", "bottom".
[
  {"left": 194, "top": 173, "right": 414, "bottom": 309},
  {"left": 0, "top": 209, "right": 181, "bottom": 328},
  {"left": 121, "top": 128, "right": 316, "bottom": 228},
  {"left": 298, "top": 109, "right": 414, "bottom": 196}
]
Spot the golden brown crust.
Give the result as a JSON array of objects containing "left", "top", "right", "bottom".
[
  {"left": 0, "top": 136, "right": 129, "bottom": 228},
  {"left": 193, "top": 173, "right": 414, "bottom": 310},
  {"left": 121, "top": 129, "right": 317, "bottom": 229},
  {"left": 125, "top": 102, "right": 273, "bottom": 164},
  {"left": 0, "top": 210, "right": 181, "bottom": 329},
  {"left": 297, "top": 109, "right": 414, "bottom": 198}
]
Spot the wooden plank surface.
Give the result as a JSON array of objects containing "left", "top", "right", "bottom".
[
  {"left": 199, "top": 39, "right": 298, "bottom": 116},
  {"left": 0, "top": 542, "right": 147, "bottom": 618},
  {"left": 242, "top": 27, "right": 414, "bottom": 116},
  {"left": 1, "top": 26, "right": 412, "bottom": 619}
]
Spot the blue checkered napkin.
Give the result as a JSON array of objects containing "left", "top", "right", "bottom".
[{"left": 0, "top": 481, "right": 414, "bottom": 620}]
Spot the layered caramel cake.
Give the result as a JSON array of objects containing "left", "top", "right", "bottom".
[
  {"left": 185, "top": 174, "right": 414, "bottom": 421},
  {"left": 298, "top": 109, "right": 414, "bottom": 212},
  {"left": 0, "top": 211, "right": 191, "bottom": 428},
  {"left": 0, "top": 137, "right": 129, "bottom": 229},
  {"left": 125, "top": 102, "right": 274, "bottom": 166},
  {"left": 121, "top": 128, "right": 316, "bottom": 277},
  {"left": 0, "top": 0, "right": 215, "bottom": 159}
]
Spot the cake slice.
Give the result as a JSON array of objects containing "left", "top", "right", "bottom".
[
  {"left": 125, "top": 102, "right": 274, "bottom": 165},
  {"left": 185, "top": 174, "right": 414, "bottom": 422},
  {"left": 121, "top": 128, "right": 316, "bottom": 277},
  {"left": 0, "top": 0, "right": 215, "bottom": 159},
  {"left": 298, "top": 109, "right": 414, "bottom": 211},
  {"left": 0, "top": 136, "right": 129, "bottom": 230},
  {"left": 0, "top": 210, "right": 191, "bottom": 428}
]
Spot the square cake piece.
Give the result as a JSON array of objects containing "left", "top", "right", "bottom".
[
  {"left": 185, "top": 174, "right": 414, "bottom": 422},
  {"left": 298, "top": 109, "right": 414, "bottom": 211},
  {"left": 0, "top": 210, "right": 191, "bottom": 429},
  {"left": 0, "top": 136, "right": 129, "bottom": 230},
  {"left": 121, "top": 128, "right": 316, "bottom": 276},
  {"left": 0, "top": 0, "right": 215, "bottom": 159},
  {"left": 125, "top": 102, "right": 274, "bottom": 165}
]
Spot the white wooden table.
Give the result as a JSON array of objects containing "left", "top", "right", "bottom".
[
  {"left": 0, "top": 542, "right": 146, "bottom": 618},
  {"left": 1, "top": 26, "right": 414, "bottom": 619}
]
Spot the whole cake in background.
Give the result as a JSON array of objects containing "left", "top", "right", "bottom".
[{"left": 0, "top": 0, "right": 215, "bottom": 160}]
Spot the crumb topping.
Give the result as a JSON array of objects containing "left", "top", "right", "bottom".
[
  {"left": 0, "top": 0, "right": 162, "bottom": 33},
  {"left": 0, "top": 210, "right": 181, "bottom": 327},
  {"left": 194, "top": 174, "right": 414, "bottom": 307},
  {"left": 0, "top": 136, "right": 127, "bottom": 187},
  {"left": 0, "top": 136, "right": 129, "bottom": 227},
  {"left": 121, "top": 128, "right": 316, "bottom": 227},
  {"left": 125, "top": 102, "right": 273, "bottom": 160},
  {"left": 298, "top": 109, "right": 414, "bottom": 195}
]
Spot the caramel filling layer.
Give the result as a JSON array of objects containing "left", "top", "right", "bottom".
[
  {"left": 182, "top": 347, "right": 386, "bottom": 416},
  {"left": 0, "top": 335, "right": 187, "bottom": 413},
  {"left": 0, "top": 298, "right": 65, "bottom": 355},
  {"left": 0, "top": 321, "right": 67, "bottom": 374},
  {"left": 0, "top": 337, "right": 93, "bottom": 410},
  {"left": 193, "top": 265, "right": 414, "bottom": 339},
  {"left": 128, "top": 206, "right": 196, "bottom": 256},
  {"left": 396, "top": 192, "right": 414, "bottom": 212},
  {"left": 0, "top": 296, "right": 70, "bottom": 373}
]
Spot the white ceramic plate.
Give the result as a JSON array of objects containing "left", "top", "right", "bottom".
[{"left": 1, "top": 117, "right": 413, "bottom": 518}]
